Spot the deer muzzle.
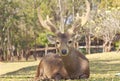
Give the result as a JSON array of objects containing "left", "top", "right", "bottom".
[
  {"left": 60, "top": 49, "right": 69, "bottom": 56},
  {"left": 61, "top": 49, "right": 67, "bottom": 54}
]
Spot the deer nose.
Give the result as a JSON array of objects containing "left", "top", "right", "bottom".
[{"left": 61, "top": 49, "right": 67, "bottom": 54}]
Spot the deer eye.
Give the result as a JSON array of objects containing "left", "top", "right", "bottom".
[
  {"left": 68, "top": 40, "right": 72, "bottom": 44},
  {"left": 56, "top": 41, "right": 60, "bottom": 45}
]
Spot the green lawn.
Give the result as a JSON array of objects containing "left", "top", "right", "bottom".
[{"left": 0, "top": 52, "right": 120, "bottom": 81}]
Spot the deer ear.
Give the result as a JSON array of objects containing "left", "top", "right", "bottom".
[{"left": 46, "top": 34, "right": 56, "bottom": 44}]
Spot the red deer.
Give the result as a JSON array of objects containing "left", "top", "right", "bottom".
[{"left": 36, "top": 0, "right": 90, "bottom": 80}]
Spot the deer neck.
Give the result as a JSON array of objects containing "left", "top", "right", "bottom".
[
  {"left": 61, "top": 47, "right": 78, "bottom": 64},
  {"left": 60, "top": 47, "right": 80, "bottom": 75}
]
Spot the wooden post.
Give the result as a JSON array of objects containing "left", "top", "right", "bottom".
[
  {"left": 45, "top": 44, "right": 48, "bottom": 55},
  {"left": 55, "top": 44, "right": 57, "bottom": 53}
]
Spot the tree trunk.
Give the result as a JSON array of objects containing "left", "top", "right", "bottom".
[
  {"left": 21, "top": 49, "right": 25, "bottom": 61},
  {"left": 107, "top": 41, "right": 112, "bottom": 52},
  {"left": 85, "top": 33, "right": 91, "bottom": 54},
  {"left": 103, "top": 40, "right": 112, "bottom": 52},
  {"left": 103, "top": 41, "right": 108, "bottom": 52},
  {"left": 103, "top": 41, "right": 112, "bottom": 52}
]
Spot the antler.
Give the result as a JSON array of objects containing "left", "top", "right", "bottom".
[
  {"left": 68, "top": 0, "right": 90, "bottom": 33},
  {"left": 37, "top": 7, "right": 58, "bottom": 33}
]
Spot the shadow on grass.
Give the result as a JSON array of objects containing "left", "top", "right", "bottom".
[
  {"left": 90, "top": 59, "right": 120, "bottom": 74},
  {"left": 0, "top": 65, "right": 37, "bottom": 78}
]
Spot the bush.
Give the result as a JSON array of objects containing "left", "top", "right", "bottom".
[{"left": 115, "top": 41, "right": 120, "bottom": 50}]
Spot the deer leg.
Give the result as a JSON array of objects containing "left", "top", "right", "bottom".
[
  {"left": 34, "top": 60, "right": 44, "bottom": 81},
  {"left": 79, "top": 72, "right": 89, "bottom": 79},
  {"left": 79, "top": 74, "right": 88, "bottom": 79},
  {"left": 51, "top": 73, "right": 63, "bottom": 81}
]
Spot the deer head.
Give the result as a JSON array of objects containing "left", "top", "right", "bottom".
[{"left": 37, "top": 0, "right": 90, "bottom": 56}]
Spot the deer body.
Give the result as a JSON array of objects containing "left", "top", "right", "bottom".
[{"left": 34, "top": 53, "right": 69, "bottom": 81}]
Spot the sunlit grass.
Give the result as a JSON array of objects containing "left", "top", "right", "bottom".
[
  {"left": 0, "top": 52, "right": 120, "bottom": 81},
  {"left": 86, "top": 52, "right": 120, "bottom": 81}
]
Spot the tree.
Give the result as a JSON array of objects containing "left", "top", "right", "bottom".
[
  {"left": 0, "top": 0, "right": 21, "bottom": 61},
  {"left": 92, "top": 9, "right": 120, "bottom": 52},
  {"left": 0, "top": 0, "right": 43, "bottom": 61}
]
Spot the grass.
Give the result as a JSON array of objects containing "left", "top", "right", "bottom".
[
  {"left": 0, "top": 61, "right": 39, "bottom": 75},
  {"left": 86, "top": 52, "right": 120, "bottom": 81},
  {"left": 0, "top": 52, "right": 120, "bottom": 81}
]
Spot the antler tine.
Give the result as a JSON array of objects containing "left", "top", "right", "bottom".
[
  {"left": 37, "top": 7, "right": 58, "bottom": 33},
  {"left": 68, "top": 0, "right": 90, "bottom": 34},
  {"left": 46, "top": 16, "right": 58, "bottom": 33},
  {"left": 81, "top": 0, "right": 90, "bottom": 26}
]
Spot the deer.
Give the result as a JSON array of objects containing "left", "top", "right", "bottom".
[{"left": 36, "top": 0, "right": 90, "bottom": 80}]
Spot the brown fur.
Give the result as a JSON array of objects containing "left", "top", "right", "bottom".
[
  {"left": 61, "top": 47, "right": 90, "bottom": 79},
  {"left": 34, "top": 53, "right": 69, "bottom": 81},
  {"left": 53, "top": 32, "right": 90, "bottom": 79}
]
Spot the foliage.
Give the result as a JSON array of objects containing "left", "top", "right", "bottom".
[
  {"left": 99, "top": 0, "right": 120, "bottom": 10},
  {"left": 35, "top": 32, "right": 48, "bottom": 46},
  {"left": 115, "top": 41, "right": 120, "bottom": 50},
  {"left": 80, "top": 48, "right": 87, "bottom": 54}
]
